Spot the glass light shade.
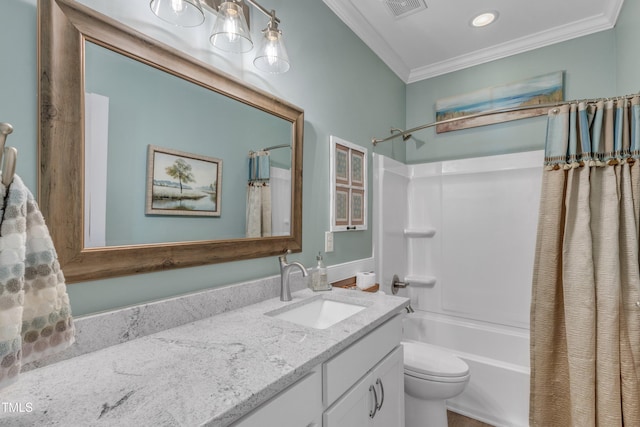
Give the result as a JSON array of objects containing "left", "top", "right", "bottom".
[
  {"left": 149, "top": 0, "right": 205, "bottom": 27},
  {"left": 210, "top": 1, "right": 253, "bottom": 53},
  {"left": 253, "top": 29, "right": 290, "bottom": 74}
]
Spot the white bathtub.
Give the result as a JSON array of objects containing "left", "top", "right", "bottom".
[{"left": 402, "top": 311, "right": 530, "bottom": 427}]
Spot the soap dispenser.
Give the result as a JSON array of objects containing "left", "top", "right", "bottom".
[{"left": 312, "top": 252, "right": 331, "bottom": 291}]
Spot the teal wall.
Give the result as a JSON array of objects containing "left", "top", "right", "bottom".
[
  {"left": 405, "top": 30, "right": 618, "bottom": 164},
  {"left": 85, "top": 43, "right": 291, "bottom": 245},
  {"left": 0, "top": 0, "right": 406, "bottom": 315},
  {"left": 3, "top": 0, "right": 635, "bottom": 317},
  {"left": 615, "top": 0, "right": 640, "bottom": 95},
  {"left": 405, "top": 0, "right": 639, "bottom": 164}
]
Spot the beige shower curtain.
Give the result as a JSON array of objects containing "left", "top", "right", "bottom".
[{"left": 530, "top": 98, "right": 640, "bottom": 425}]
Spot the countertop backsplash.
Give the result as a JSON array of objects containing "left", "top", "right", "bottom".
[{"left": 23, "top": 271, "right": 308, "bottom": 372}]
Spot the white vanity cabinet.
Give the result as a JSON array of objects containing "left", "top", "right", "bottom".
[
  {"left": 232, "top": 314, "right": 404, "bottom": 427},
  {"left": 323, "top": 315, "right": 404, "bottom": 427},
  {"left": 323, "top": 346, "right": 403, "bottom": 426},
  {"left": 232, "top": 367, "right": 322, "bottom": 427}
]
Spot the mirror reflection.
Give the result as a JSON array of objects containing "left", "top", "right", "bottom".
[
  {"left": 83, "top": 42, "right": 293, "bottom": 247},
  {"left": 40, "top": 0, "right": 303, "bottom": 282}
]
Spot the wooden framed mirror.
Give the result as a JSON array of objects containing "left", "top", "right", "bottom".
[{"left": 38, "top": 0, "right": 303, "bottom": 283}]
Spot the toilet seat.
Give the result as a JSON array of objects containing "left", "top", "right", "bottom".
[{"left": 402, "top": 341, "right": 469, "bottom": 383}]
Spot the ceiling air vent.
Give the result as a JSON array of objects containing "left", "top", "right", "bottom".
[{"left": 382, "top": 0, "right": 427, "bottom": 19}]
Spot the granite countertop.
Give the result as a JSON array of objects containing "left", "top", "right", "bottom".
[{"left": 2, "top": 288, "right": 408, "bottom": 426}]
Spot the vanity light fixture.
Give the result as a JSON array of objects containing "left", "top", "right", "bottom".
[
  {"left": 149, "top": 0, "right": 205, "bottom": 27},
  {"left": 471, "top": 11, "right": 498, "bottom": 28},
  {"left": 150, "top": 0, "right": 291, "bottom": 74},
  {"left": 210, "top": 0, "right": 253, "bottom": 53},
  {"left": 212, "top": 0, "right": 290, "bottom": 74},
  {"left": 253, "top": 11, "right": 290, "bottom": 74}
]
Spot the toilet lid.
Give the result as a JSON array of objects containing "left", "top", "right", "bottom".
[{"left": 403, "top": 341, "right": 469, "bottom": 378}]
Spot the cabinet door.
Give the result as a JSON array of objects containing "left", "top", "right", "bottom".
[
  {"left": 324, "top": 346, "right": 405, "bottom": 427},
  {"left": 371, "top": 346, "right": 404, "bottom": 427},
  {"left": 323, "top": 372, "right": 375, "bottom": 427},
  {"left": 323, "top": 315, "right": 402, "bottom": 407},
  {"left": 233, "top": 368, "right": 322, "bottom": 427}
]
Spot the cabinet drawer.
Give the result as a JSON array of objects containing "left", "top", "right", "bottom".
[
  {"left": 323, "top": 315, "right": 402, "bottom": 406},
  {"left": 233, "top": 367, "right": 322, "bottom": 427}
]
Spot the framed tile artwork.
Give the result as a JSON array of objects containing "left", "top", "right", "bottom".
[
  {"left": 335, "top": 143, "right": 350, "bottom": 186},
  {"left": 335, "top": 188, "right": 350, "bottom": 227},
  {"left": 350, "top": 189, "right": 365, "bottom": 226},
  {"left": 330, "top": 136, "right": 367, "bottom": 231}
]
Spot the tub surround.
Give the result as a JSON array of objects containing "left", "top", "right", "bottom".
[
  {"left": 4, "top": 286, "right": 408, "bottom": 425},
  {"left": 374, "top": 152, "right": 539, "bottom": 426}
]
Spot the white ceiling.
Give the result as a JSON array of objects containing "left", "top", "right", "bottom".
[{"left": 323, "top": 0, "right": 624, "bottom": 84}]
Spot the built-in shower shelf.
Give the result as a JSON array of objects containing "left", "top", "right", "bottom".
[
  {"left": 403, "top": 228, "right": 436, "bottom": 238},
  {"left": 405, "top": 275, "right": 437, "bottom": 287}
]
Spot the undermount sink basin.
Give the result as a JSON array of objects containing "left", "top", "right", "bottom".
[{"left": 268, "top": 297, "right": 366, "bottom": 329}]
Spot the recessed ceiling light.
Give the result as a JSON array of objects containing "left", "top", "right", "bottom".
[{"left": 471, "top": 11, "right": 498, "bottom": 28}]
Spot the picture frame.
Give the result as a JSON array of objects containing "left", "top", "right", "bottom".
[
  {"left": 335, "top": 143, "right": 350, "bottom": 185},
  {"left": 435, "top": 71, "right": 564, "bottom": 133},
  {"left": 335, "top": 188, "right": 350, "bottom": 226},
  {"left": 329, "top": 136, "right": 368, "bottom": 231},
  {"left": 350, "top": 189, "right": 365, "bottom": 226},
  {"left": 350, "top": 150, "right": 365, "bottom": 187},
  {"left": 146, "top": 145, "right": 222, "bottom": 217}
]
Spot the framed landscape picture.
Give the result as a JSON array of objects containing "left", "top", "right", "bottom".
[
  {"left": 146, "top": 145, "right": 222, "bottom": 217},
  {"left": 435, "top": 71, "right": 564, "bottom": 133}
]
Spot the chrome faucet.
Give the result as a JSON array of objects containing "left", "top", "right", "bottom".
[{"left": 278, "top": 253, "right": 309, "bottom": 302}]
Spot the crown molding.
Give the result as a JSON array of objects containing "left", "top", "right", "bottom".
[
  {"left": 407, "top": 8, "right": 622, "bottom": 83},
  {"left": 324, "top": 0, "right": 624, "bottom": 85},
  {"left": 323, "top": 0, "right": 410, "bottom": 82}
]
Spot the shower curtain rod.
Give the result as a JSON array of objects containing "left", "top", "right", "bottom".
[
  {"left": 262, "top": 144, "right": 291, "bottom": 151},
  {"left": 371, "top": 93, "right": 640, "bottom": 146},
  {"left": 248, "top": 144, "right": 290, "bottom": 155}
]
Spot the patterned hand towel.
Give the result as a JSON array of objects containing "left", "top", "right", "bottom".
[{"left": 0, "top": 175, "right": 75, "bottom": 389}]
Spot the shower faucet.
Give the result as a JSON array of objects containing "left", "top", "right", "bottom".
[{"left": 392, "top": 274, "right": 409, "bottom": 295}]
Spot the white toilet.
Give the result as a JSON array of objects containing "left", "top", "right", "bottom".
[{"left": 403, "top": 340, "right": 470, "bottom": 427}]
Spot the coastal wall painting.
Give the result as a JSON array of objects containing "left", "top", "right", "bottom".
[
  {"left": 435, "top": 71, "right": 564, "bottom": 133},
  {"left": 146, "top": 145, "right": 222, "bottom": 217}
]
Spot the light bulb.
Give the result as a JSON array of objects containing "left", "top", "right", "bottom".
[
  {"left": 210, "top": 1, "right": 252, "bottom": 52},
  {"left": 150, "top": 0, "right": 204, "bottom": 27},
  {"left": 264, "top": 37, "right": 279, "bottom": 66},
  {"left": 171, "top": 0, "right": 186, "bottom": 14},
  {"left": 223, "top": 16, "right": 240, "bottom": 42},
  {"left": 254, "top": 28, "right": 290, "bottom": 74}
]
